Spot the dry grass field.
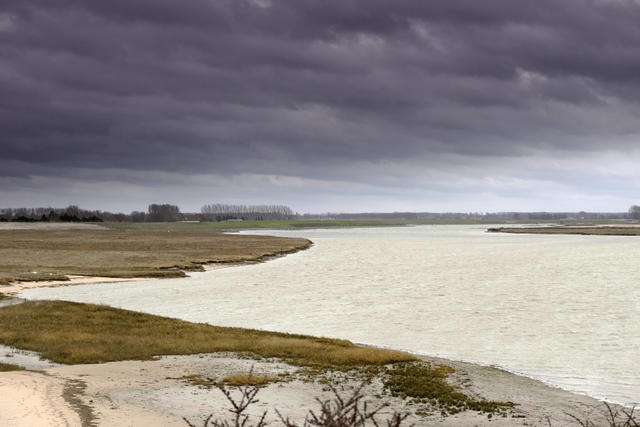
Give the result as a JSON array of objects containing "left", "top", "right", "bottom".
[{"left": 0, "top": 228, "right": 311, "bottom": 286}]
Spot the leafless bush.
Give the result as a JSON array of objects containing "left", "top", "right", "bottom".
[
  {"left": 276, "top": 382, "right": 410, "bottom": 427},
  {"left": 184, "top": 372, "right": 411, "bottom": 427},
  {"left": 565, "top": 402, "right": 638, "bottom": 427},
  {"left": 183, "top": 369, "right": 267, "bottom": 427}
]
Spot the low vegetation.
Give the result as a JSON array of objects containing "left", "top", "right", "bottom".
[
  {"left": 0, "top": 301, "right": 414, "bottom": 366},
  {"left": 0, "top": 362, "right": 25, "bottom": 372},
  {"left": 0, "top": 301, "right": 511, "bottom": 418},
  {"left": 172, "top": 373, "right": 281, "bottom": 389},
  {"left": 380, "top": 363, "right": 513, "bottom": 415},
  {"left": 0, "top": 229, "right": 311, "bottom": 286}
]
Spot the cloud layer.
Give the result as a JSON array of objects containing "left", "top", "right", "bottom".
[{"left": 2, "top": 0, "right": 640, "bottom": 211}]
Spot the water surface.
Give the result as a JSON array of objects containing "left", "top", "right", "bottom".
[{"left": 22, "top": 225, "right": 640, "bottom": 405}]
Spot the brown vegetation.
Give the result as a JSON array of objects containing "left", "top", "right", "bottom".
[
  {"left": 0, "top": 362, "right": 25, "bottom": 372},
  {"left": 0, "top": 301, "right": 415, "bottom": 366},
  {"left": 0, "top": 229, "right": 311, "bottom": 286}
]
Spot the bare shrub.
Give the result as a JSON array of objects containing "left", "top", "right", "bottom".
[
  {"left": 184, "top": 373, "right": 411, "bottom": 427},
  {"left": 565, "top": 402, "right": 638, "bottom": 427},
  {"left": 276, "top": 382, "right": 411, "bottom": 427},
  {"left": 183, "top": 370, "right": 267, "bottom": 427}
]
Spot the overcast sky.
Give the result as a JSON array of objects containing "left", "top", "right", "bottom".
[{"left": 2, "top": 0, "right": 640, "bottom": 213}]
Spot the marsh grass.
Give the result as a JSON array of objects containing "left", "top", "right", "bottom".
[
  {"left": 223, "top": 373, "right": 281, "bottom": 387},
  {"left": 0, "top": 362, "right": 25, "bottom": 372},
  {"left": 0, "top": 229, "right": 311, "bottom": 286},
  {"left": 0, "top": 301, "right": 415, "bottom": 366},
  {"left": 0, "top": 301, "right": 512, "bottom": 417},
  {"left": 373, "top": 363, "right": 514, "bottom": 416},
  {"left": 170, "top": 373, "right": 280, "bottom": 389}
]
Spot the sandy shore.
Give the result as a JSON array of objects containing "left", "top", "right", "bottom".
[
  {"left": 0, "top": 346, "right": 618, "bottom": 427},
  {"left": 2, "top": 275, "right": 155, "bottom": 296}
]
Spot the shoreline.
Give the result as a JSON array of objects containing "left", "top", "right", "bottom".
[
  {"left": 7, "top": 256, "right": 630, "bottom": 410},
  {"left": 0, "top": 241, "right": 632, "bottom": 425},
  {"left": 1, "top": 243, "right": 310, "bottom": 297}
]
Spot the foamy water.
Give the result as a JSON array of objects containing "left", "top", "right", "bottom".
[{"left": 21, "top": 225, "right": 640, "bottom": 405}]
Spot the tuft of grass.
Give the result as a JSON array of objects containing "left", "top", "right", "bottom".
[
  {"left": 0, "top": 362, "right": 25, "bottom": 372},
  {"left": 223, "top": 373, "right": 280, "bottom": 387},
  {"left": 0, "top": 229, "right": 311, "bottom": 286},
  {"left": 170, "top": 372, "right": 279, "bottom": 389},
  {"left": 0, "top": 301, "right": 416, "bottom": 367},
  {"left": 381, "top": 362, "right": 514, "bottom": 415}
]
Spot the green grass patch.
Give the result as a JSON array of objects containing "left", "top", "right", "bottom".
[
  {"left": 380, "top": 362, "right": 514, "bottom": 415},
  {"left": 0, "top": 301, "right": 415, "bottom": 367}
]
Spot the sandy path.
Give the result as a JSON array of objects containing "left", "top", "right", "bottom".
[{"left": 0, "top": 371, "right": 80, "bottom": 427}]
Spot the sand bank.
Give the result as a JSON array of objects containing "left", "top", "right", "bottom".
[
  {"left": 1, "top": 262, "right": 240, "bottom": 296},
  {"left": 1, "top": 275, "right": 156, "bottom": 296}
]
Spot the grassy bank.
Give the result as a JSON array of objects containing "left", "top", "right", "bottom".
[
  {"left": 488, "top": 226, "right": 640, "bottom": 236},
  {"left": 0, "top": 301, "right": 414, "bottom": 366},
  {"left": 0, "top": 229, "right": 311, "bottom": 286},
  {"left": 0, "top": 301, "right": 512, "bottom": 415}
]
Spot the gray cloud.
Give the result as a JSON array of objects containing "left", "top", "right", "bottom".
[{"left": 2, "top": 0, "right": 640, "bottom": 210}]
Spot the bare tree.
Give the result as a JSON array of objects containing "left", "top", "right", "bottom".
[{"left": 201, "top": 204, "right": 294, "bottom": 221}]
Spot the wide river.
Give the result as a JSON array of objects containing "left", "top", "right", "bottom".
[{"left": 21, "top": 225, "right": 640, "bottom": 405}]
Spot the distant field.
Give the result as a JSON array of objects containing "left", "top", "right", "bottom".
[
  {"left": 104, "top": 218, "right": 526, "bottom": 232},
  {"left": 0, "top": 229, "right": 311, "bottom": 286},
  {"left": 488, "top": 226, "right": 640, "bottom": 236}
]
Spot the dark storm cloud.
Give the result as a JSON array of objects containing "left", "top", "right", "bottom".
[{"left": 2, "top": 0, "right": 640, "bottom": 180}]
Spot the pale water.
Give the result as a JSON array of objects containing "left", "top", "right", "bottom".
[{"left": 21, "top": 225, "right": 640, "bottom": 405}]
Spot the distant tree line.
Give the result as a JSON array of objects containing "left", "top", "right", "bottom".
[
  {"left": 2, "top": 204, "right": 640, "bottom": 223},
  {"left": 0, "top": 204, "right": 182, "bottom": 223},
  {"left": 298, "top": 210, "right": 636, "bottom": 221},
  {"left": 201, "top": 204, "right": 295, "bottom": 221},
  {"left": 0, "top": 206, "right": 104, "bottom": 222}
]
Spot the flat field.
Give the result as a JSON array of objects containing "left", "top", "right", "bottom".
[
  {"left": 0, "top": 228, "right": 311, "bottom": 286},
  {"left": 488, "top": 226, "right": 640, "bottom": 235}
]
